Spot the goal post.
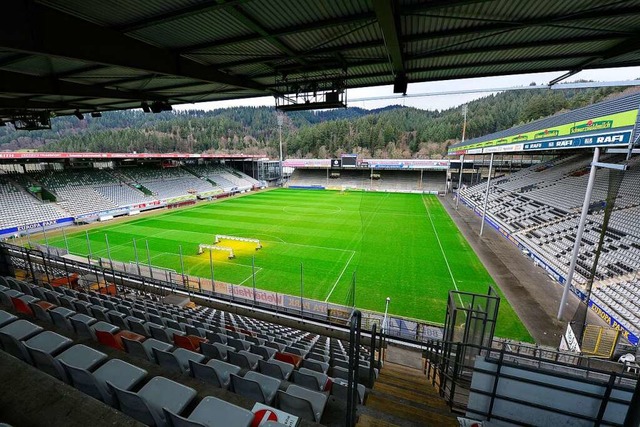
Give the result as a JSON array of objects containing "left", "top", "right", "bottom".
[
  {"left": 198, "top": 244, "right": 235, "bottom": 259},
  {"left": 214, "top": 234, "right": 262, "bottom": 250}
]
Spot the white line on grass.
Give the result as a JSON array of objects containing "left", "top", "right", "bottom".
[
  {"left": 421, "top": 196, "right": 464, "bottom": 301},
  {"left": 238, "top": 267, "right": 263, "bottom": 285},
  {"left": 324, "top": 250, "right": 356, "bottom": 302}
]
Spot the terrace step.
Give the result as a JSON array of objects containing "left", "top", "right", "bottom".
[{"left": 357, "top": 346, "right": 458, "bottom": 427}]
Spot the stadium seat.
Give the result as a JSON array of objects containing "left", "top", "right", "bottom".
[
  {"left": 231, "top": 372, "right": 280, "bottom": 405},
  {"left": 274, "top": 351, "right": 302, "bottom": 368},
  {"left": 164, "top": 396, "right": 253, "bottom": 427},
  {"left": 23, "top": 331, "right": 73, "bottom": 374},
  {"left": 292, "top": 368, "right": 330, "bottom": 392},
  {"left": 0, "top": 319, "right": 43, "bottom": 361},
  {"left": 69, "top": 313, "right": 98, "bottom": 339},
  {"left": 60, "top": 358, "right": 147, "bottom": 407},
  {"left": 153, "top": 347, "right": 205, "bottom": 374},
  {"left": 109, "top": 376, "right": 197, "bottom": 427},
  {"left": 228, "top": 350, "right": 262, "bottom": 371},
  {"left": 0, "top": 310, "right": 17, "bottom": 328},
  {"left": 50, "top": 307, "right": 76, "bottom": 332},
  {"left": 277, "top": 384, "right": 328, "bottom": 423},
  {"left": 122, "top": 336, "right": 173, "bottom": 363},
  {"left": 258, "top": 359, "right": 294, "bottom": 381},
  {"left": 51, "top": 344, "right": 108, "bottom": 383},
  {"left": 173, "top": 334, "right": 207, "bottom": 352}
]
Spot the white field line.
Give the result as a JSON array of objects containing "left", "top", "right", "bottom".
[
  {"left": 421, "top": 196, "right": 466, "bottom": 307},
  {"left": 238, "top": 267, "right": 263, "bottom": 285},
  {"left": 324, "top": 250, "right": 356, "bottom": 302}
]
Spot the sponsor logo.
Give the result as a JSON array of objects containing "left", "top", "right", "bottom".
[
  {"left": 511, "top": 134, "right": 528, "bottom": 142},
  {"left": 17, "top": 220, "right": 57, "bottom": 231},
  {"left": 570, "top": 119, "right": 613, "bottom": 134},
  {"left": 534, "top": 129, "right": 559, "bottom": 139}
]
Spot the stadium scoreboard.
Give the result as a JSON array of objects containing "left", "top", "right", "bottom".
[{"left": 341, "top": 154, "right": 357, "bottom": 168}]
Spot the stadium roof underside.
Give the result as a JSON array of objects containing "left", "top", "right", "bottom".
[
  {"left": 3, "top": 0, "right": 640, "bottom": 122},
  {"left": 0, "top": 152, "right": 263, "bottom": 164},
  {"left": 448, "top": 92, "right": 640, "bottom": 156}
]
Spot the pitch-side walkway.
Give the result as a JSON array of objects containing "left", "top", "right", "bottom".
[{"left": 440, "top": 195, "right": 606, "bottom": 347}]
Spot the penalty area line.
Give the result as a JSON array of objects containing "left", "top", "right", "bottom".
[
  {"left": 324, "top": 250, "right": 356, "bottom": 302},
  {"left": 238, "top": 267, "right": 263, "bottom": 285}
]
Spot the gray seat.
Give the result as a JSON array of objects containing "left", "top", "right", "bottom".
[
  {"left": 332, "top": 378, "right": 366, "bottom": 403},
  {"left": 231, "top": 371, "right": 281, "bottom": 405},
  {"left": 200, "top": 341, "right": 231, "bottom": 361},
  {"left": 0, "top": 319, "right": 43, "bottom": 361},
  {"left": 61, "top": 358, "right": 147, "bottom": 406},
  {"left": 73, "top": 299, "right": 93, "bottom": 315},
  {"left": 52, "top": 344, "right": 108, "bottom": 383},
  {"left": 109, "top": 376, "right": 197, "bottom": 427},
  {"left": 277, "top": 384, "right": 328, "bottom": 423},
  {"left": 125, "top": 316, "right": 148, "bottom": 336},
  {"left": 330, "top": 365, "right": 349, "bottom": 381},
  {"left": 207, "top": 359, "right": 241, "bottom": 389},
  {"left": 49, "top": 307, "right": 76, "bottom": 332},
  {"left": 165, "top": 396, "right": 253, "bottom": 427},
  {"left": 90, "top": 305, "right": 110, "bottom": 322},
  {"left": 302, "top": 359, "right": 329, "bottom": 374},
  {"left": 58, "top": 295, "right": 78, "bottom": 311},
  {"left": 29, "top": 301, "right": 53, "bottom": 322},
  {"left": 227, "top": 337, "right": 250, "bottom": 352},
  {"left": 250, "top": 344, "right": 276, "bottom": 360},
  {"left": 292, "top": 368, "right": 328, "bottom": 391},
  {"left": 204, "top": 330, "right": 228, "bottom": 345},
  {"left": 23, "top": 330, "right": 73, "bottom": 374},
  {"left": 229, "top": 350, "right": 262, "bottom": 371},
  {"left": 122, "top": 336, "right": 173, "bottom": 363},
  {"left": 153, "top": 347, "right": 205, "bottom": 374},
  {"left": 107, "top": 310, "right": 129, "bottom": 330},
  {"left": 69, "top": 313, "right": 98, "bottom": 339},
  {"left": 0, "top": 309, "right": 17, "bottom": 328},
  {"left": 259, "top": 359, "right": 294, "bottom": 380}
]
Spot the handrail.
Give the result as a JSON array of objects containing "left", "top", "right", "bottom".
[
  {"left": 346, "top": 310, "right": 361, "bottom": 427},
  {"left": 369, "top": 323, "right": 377, "bottom": 386}
]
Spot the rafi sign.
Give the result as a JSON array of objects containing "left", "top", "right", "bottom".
[{"left": 522, "top": 130, "right": 631, "bottom": 151}]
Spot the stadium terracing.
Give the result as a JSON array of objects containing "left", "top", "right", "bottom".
[{"left": 1, "top": 1, "right": 640, "bottom": 426}]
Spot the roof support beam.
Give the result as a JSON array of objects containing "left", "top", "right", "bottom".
[
  {"left": 1, "top": 1, "right": 266, "bottom": 92},
  {"left": 373, "top": 0, "right": 406, "bottom": 93},
  {"left": 116, "top": 0, "right": 251, "bottom": 33},
  {"left": 558, "top": 34, "right": 640, "bottom": 80},
  {"left": 0, "top": 70, "right": 167, "bottom": 101},
  {"left": 179, "top": 13, "right": 376, "bottom": 54}
]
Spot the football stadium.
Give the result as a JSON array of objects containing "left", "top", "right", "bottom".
[{"left": 1, "top": 1, "right": 640, "bottom": 427}]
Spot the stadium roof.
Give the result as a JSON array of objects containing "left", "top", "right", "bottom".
[
  {"left": 0, "top": 152, "right": 263, "bottom": 163},
  {"left": 3, "top": 0, "right": 640, "bottom": 122},
  {"left": 448, "top": 92, "right": 640, "bottom": 155}
]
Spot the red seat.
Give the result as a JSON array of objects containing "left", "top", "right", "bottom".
[
  {"left": 275, "top": 352, "right": 302, "bottom": 368},
  {"left": 173, "top": 334, "right": 207, "bottom": 352},
  {"left": 10, "top": 297, "right": 33, "bottom": 317},
  {"left": 96, "top": 330, "right": 145, "bottom": 351}
]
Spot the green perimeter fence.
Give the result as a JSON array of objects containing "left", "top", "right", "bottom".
[{"left": 5, "top": 242, "right": 444, "bottom": 343}]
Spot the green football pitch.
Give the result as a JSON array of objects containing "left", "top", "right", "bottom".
[{"left": 42, "top": 189, "right": 531, "bottom": 341}]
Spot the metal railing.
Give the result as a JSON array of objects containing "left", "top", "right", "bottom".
[{"left": 346, "top": 310, "right": 362, "bottom": 427}]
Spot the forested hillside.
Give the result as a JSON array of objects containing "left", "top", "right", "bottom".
[{"left": 0, "top": 84, "right": 635, "bottom": 158}]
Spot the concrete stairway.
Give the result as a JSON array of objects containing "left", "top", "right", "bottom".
[{"left": 356, "top": 345, "right": 459, "bottom": 427}]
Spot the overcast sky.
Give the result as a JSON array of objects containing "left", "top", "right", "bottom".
[{"left": 175, "top": 66, "right": 640, "bottom": 112}]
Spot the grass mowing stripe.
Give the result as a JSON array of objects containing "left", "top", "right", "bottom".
[{"left": 39, "top": 189, "right": 532, "bottom": 341}]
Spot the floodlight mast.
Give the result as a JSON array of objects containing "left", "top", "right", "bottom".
[{"left": 277, "top": 112, "right": 284, "bottom": 185}]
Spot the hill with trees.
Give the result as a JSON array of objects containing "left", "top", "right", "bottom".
[{"left": 0, "top": 84, "right": 636, "bottom": 158}]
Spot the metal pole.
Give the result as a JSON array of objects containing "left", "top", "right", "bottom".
[
  {"left": 480, "top": 153, "right": 495, "bottom": 236},
  {"left": 42, "top": 224, "right": 49, "bottom": 247},
  {"left": 558, "top": 147, "right": 600, "bottom": 320},
  {"left": 461, "top": 104, "right": 468, "bottom": 142},
  {"left": 179, "top": 245, "right": 187, "bottom": 291},
  {"left": 105, "top": 234, "right": 112, "bottom": 268},
  {"left": 456, "top": 154, "right": 465, "bottom": 210},
  {"left": 133, "top": 238, "right": 140, "bottom": 275},
  {"left": 145, "top": 239, "right": 153, "bottom": 279},
  {"left": 300, "top": 263, "right": 304, "bottom": 317},
  {"left": 26, "top": 232, "right": 32, "bottom": 248},
  {"left": 277, "top": 113, "right": 284, "bottom": 185},
  {"left": 444, "top": 169, "right": 448, "bottom": 195},
  {"left": 209, "top": 249, "right": 215, "bottom": 292},
  {"left": 85, "top": 230, "right": 92, "bottom": 259},
  {"left": 62, "top": 228, "right": 69, "bottom": 253},
  {"left": 252, "top": 255, "right": 257, "bottom": 306},
  {"left": 382, "top": 297, "right": 391, "bottom": 332}
]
